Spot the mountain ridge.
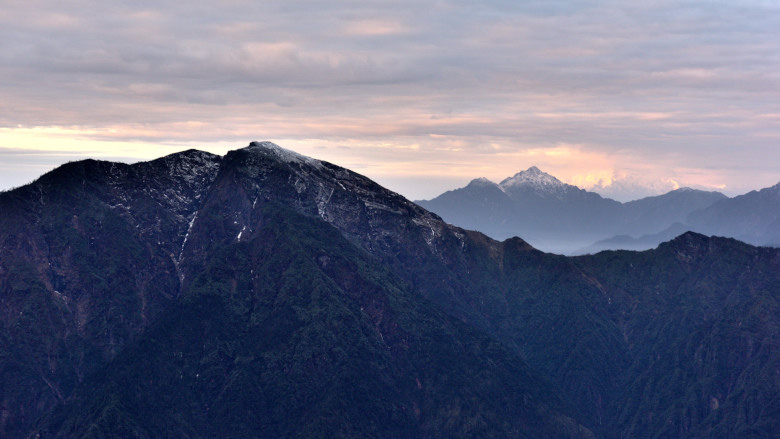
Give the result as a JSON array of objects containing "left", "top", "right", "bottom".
[
  {"left": 414, "top": 166, "right": 780, "bottom": 254},
  {"left": 1, "top": 142, "right": 778, "bottom": 438}
]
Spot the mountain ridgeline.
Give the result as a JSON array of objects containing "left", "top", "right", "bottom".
[
  {"left": 1, "top": 142, "right": 778, "bottom": 438},
  {"left": 416, "top": 167, "right": 780, "bottom": 254}
]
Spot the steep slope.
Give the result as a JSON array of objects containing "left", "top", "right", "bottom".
[
  {"left": 188, "top": 146, "right": 780, "bottom": 438},
  {"left": 412, "top": 178, "right": 520, "bottom": 239},
  {"left": 34, "top": 203, "right": 593, "bottom": 438},
  {"left": 0, "top": 150, "right": 220, "bottom": 438},
  {"left": 165, "top": 145, "right": 660, "bottom": 437},
  {"left": 2, "top": 143, "right": 595, "bottom": 438},
  {"left": 574, "top": 233, "right": 780, "bottom": 438}
]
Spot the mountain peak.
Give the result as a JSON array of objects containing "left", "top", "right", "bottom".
[
  {"left": 467, "top": 177, "right": 498, "bottom": 188},
  {"left": 526, "top": 165, "right": 542, "bottom": 173},
  {"left": 244, "top": 140, "right": 323, "bottom": 169},
  {"left": 499, "top": 166, "right": 566, "bottom": 192}
]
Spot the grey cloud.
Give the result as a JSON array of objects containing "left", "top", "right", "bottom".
[{"left": 1, "top": 0, "right": 778, "bottom": 199}]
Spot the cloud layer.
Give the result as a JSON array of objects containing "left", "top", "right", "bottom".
[{"left": 1, "top": 0, "right": 778, "bottom": 199}]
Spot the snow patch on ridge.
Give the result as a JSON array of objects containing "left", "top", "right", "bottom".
[
  {"left": 166, "top": 150, "right": 221, "bottom": 186},
  {"left": 246, "top": 141, "right": 324, "bottom": 170},
  {"left": 179, "top": 213, "right": 197, "bottom": 260},
  {"left": 412, "top": 216, "right": 442, "bottom": 252}
]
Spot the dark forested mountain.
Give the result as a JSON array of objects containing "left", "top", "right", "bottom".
[
  {"left": 575, "top": 233, "right": 780, "bottom": 438},
  {"left": 1, "top": 142, "right": 778, "bottom": 439},
  {"left": 0, "top": 150, "right": 221, "bottom": 437},
  {"left": 416, "top": 168, "right": 766, "bottom": 255},
  {"left": 1, "top": 143, "right": 592, "bottom": 438}
]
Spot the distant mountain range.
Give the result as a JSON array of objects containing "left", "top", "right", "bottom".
[
  {"left": 2, "top": 142, "right": 779, "bottom": 438},
  {"left": 416, "top": 167, "right": 779, "bottom": 254}
]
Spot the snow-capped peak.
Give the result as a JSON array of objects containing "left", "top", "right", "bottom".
[
  {"left": 467, "top": 177, "right": 498, "bottom": 188},
  {"left": 499, "top": 166, "right": 565, "bottom": 192},
  {"left": 245, "top": 141, "right": 323, "bottom": 170}
]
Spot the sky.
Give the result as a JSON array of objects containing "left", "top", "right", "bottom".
[{"left": 1, "top": 0, "right": 779, "bottom": 202}]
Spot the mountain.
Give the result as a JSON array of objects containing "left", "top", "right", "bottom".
[
  {"left": 499, "top": 166, "right": 577, "bottom": 197},
  {"left": 620, "top": 188, "right": 727, "bottom": 235},
  {"left": 574, "top": 232, "right": 780, "bottom": 438},
  {"left": 575, "top": 222, "right": 692, "bottom": 254},
  {"left": 35, "top": 205, "right": 587, "bottom": 438},
  {"left": 0, "top": 150, "right": 222, "bottom": 437},
  {"left": 687, "top": 182, "right": 780, "bottom": 247},
  {"left": 409, "top": 177, "right": 520, "bottom": 240},
  {"left": 416, "top": 168, "right": 748, "bottom": 254},
  {"left": 417, "top": 167, "right": 623, "bottom": 253},
  {"left": 498, "top": 167, "right": 623, "bottom": 235},
  {"left": 3, "top": 143, "right": 592, "bottom": 438},
  {"left": 577, "top": 186, "right": 731, "bottom": 254},
  {"left": 2, "top": 141, "right": 779, "bottom": 438},
  {"left": 588, "top": 184, "right": 779, "bottom": 254}
]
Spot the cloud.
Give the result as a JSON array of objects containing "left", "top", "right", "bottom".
[{"left": 1, "top": 0, "right": 778, "bottom": 200}]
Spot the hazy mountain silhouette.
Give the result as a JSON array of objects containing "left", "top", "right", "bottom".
[
  {"left": 687, "top": 182, "right": 780, "bottom": 246},
  {"left": 416, "top": 167, "right": 731, "bottom": 254}
]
